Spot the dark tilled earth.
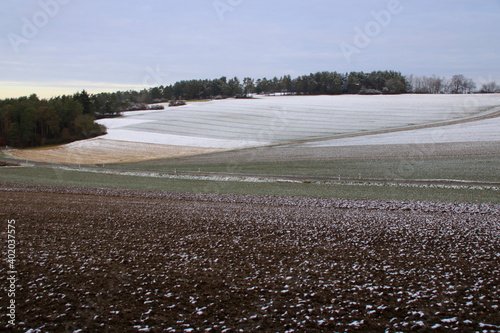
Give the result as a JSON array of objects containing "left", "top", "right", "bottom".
[{"left": 1, "top": 184, "right": 499, "bottom": 332}]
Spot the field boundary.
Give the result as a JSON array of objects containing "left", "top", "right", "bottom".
[{"left": 51, "top": 165, "right": 500, "bottom": 191}]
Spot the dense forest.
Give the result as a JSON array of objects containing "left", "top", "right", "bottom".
[
  {"left": 152, "top": 70, "right": 408, "bottom": 101},
  {"left": 1, "top": 70, "right": 498, "bottom": 148},
  {"left": 0, "top": 93, "right": 106, "bottom": 147}
]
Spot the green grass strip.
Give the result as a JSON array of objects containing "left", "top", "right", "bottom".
[{"left": 1, "top": 167, "right": 498, "bottom": 203}]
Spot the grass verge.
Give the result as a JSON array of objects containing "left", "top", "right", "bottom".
[
  {"left": 109, "top": 156, "right": 500, "bottom": 183},
  {"left": 0, "top": 166, "right": 498, "bottom": 203}
]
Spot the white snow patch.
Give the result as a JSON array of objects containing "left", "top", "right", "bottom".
[
  {"left": 348, "top": 320, "right": 365, "bottom": 327},
  {"left": 479, "top": 322, "right": 500, "bottom": 329},
  {"left": 441, "top": 317, "right": 458, "bottom": 323},
  {"left": 98, "top": 129, "right": 266, "bottom": 149}
]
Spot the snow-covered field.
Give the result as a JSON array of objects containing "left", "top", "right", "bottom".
[
  {"left": 13, "top": 94, "right": 500, "bottom": 164},
  {"left": 97, "top": 94, "right": 500, "bottom": 149},
  {"left": 299, "top": 113, "right": 500, "bottom": 147}
]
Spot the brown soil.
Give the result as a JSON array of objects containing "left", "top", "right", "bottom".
[
  {"left": 1, "top": 184, "right": 499, "bottom": 332},
  {"left": 10, "top": 139, "right": 226, "bottom": 165},
  {"left": 0, "top": 161, "right": 20, "bottom": 167}
]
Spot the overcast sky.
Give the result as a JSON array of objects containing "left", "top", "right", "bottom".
[{"left": 1, "top": 0, "right": 499, "bottom": 98}]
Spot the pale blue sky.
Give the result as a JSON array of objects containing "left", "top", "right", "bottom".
[{"left": 1, "top": 0, "right": 499, "bottom": 98}]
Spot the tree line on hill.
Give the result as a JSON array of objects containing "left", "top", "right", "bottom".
[
  {"left": 1, "top": 71, "right": 498, "bottom": 148},
  {"left": 157, "top": 70, "right": 408, "bottom": 101},
  {"left": 142, "top": 71, "right": 499, "bottom": 102},
  {"left": 0, "top": 93, "right": 106, "bottom": 147}
]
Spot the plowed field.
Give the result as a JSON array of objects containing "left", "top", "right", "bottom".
[{"left": 1, "top": 184, "right": 499, "bottom": 332}]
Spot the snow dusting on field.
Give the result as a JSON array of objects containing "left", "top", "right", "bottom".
[
  {"left": 300, "top": 113, "right": 500, "bottom": 147},
  {"left": 97, "top": 129, "right": 265, "bottom": 149},
  {"left": 2, "top": 185, "right": 499, "bottom": 332},
  {"left": 13, "top": 94, "right": 500, "bottom": 164},
  {"left": 96, "top": 94, "right": 500, "bottom": 148}
]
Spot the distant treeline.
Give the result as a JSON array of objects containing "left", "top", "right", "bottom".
[
  {"left": 155, "top": 70, "right": 408, "bottom": 101},
  {"left": 1, "top": 70, "right": 498, "bottom": 148},
  {"left": 86, "top": 71, "right": 497, "bottom": 114},
  {"left": 135, "top": 71, "right": 499, "bottom": 102}
]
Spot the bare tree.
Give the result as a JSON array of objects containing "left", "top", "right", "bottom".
[
  {"left": 447, "top": 74, "right": 476, "bottom": 94},
  {"left": 427, "top": 75, "right": 445, "bottom": 94},
  {"left": 408, "top": 75, "right": 445, "bottom": 94},
  {"left": 480, "top": 81, "right": 500, "bottom": 93}
]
